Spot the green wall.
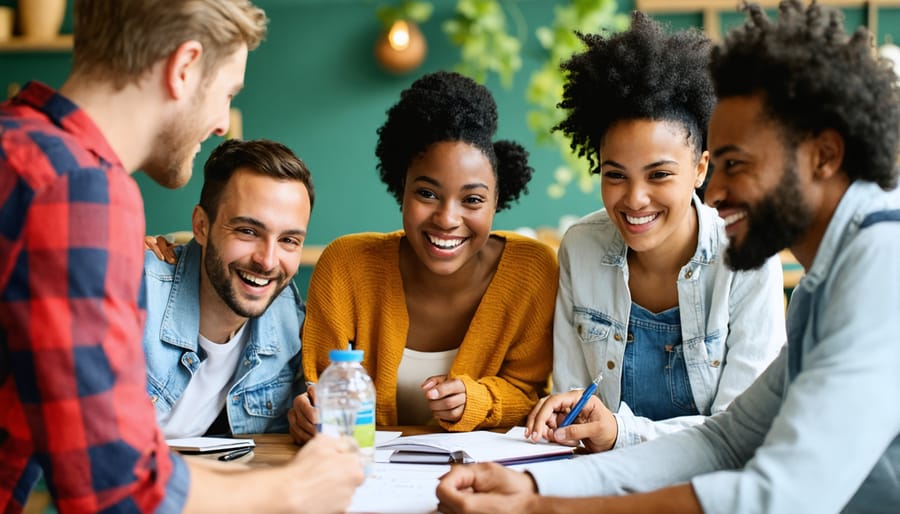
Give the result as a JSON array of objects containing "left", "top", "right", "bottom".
[
  {"left": 4, "top": 0, "right": 900, "bottom": 292},
  {"left": 0, "top": 0, "right": 614, "bottom": 245}
]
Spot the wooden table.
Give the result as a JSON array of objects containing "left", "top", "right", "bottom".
[{"left": 242, "top": 426, "right": 448, "bottom": 467}]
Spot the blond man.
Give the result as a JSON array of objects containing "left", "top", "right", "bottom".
[{"left": 0, "top": 1, "right": 362, "bottom": 513}]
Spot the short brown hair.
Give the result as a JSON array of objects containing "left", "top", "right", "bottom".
[
  {"left": 199, "top": 139, "right": 315, "bottom": 223},
  {"left": 71, "top": 0, "right": 267, "bottom": 89}
]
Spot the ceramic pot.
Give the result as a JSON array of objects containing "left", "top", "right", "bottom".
[{"left": 19, "top": 0, "right": 66, "bottom": 40}]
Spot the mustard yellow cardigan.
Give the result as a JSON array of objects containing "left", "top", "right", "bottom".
[{"left": 302, "top": 231, "right": 558, "bottom": 431}]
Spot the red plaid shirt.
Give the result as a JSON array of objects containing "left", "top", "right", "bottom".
[{"left": 0, "top": 82, "right": 188, "bottom": 514}]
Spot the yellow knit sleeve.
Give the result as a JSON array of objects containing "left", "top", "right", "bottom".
[
  {"left": 301, "top": 237, "right": 359, "bottom": 383},
  {"left": 441, "top": 237, "right": 558, "bottom": 431}
]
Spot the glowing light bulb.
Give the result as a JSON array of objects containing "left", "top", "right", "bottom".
[{"left": 388, "top": 20, "right": 411, "bottom": 51}]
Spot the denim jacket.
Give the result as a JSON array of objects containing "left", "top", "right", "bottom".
[
  {"left": 142, "top": 240, "right": 304, "bottom": 435},
  {"left": 531, "top": 181, "right": 900, "bottom": 513},
  {"left": 553, "top": 196, "right": 786, "bottom": 448}
]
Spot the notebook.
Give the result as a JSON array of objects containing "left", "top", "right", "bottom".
[
  {"left": 376, "top": 427, "right": 574, "bottom": 465},
  {"left": 166, "top": 436, "right": 255, "bottom": 454}
]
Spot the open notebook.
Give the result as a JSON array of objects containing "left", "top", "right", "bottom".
[{"left": 376, "top": 427, "right": 574, "bottom": 465}]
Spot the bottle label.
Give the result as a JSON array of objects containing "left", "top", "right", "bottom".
[{"left": 354, "top": 400, "right": 375, "bottom": 449}]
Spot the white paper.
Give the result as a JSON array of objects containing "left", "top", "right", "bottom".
[
  {"left": 376, "top": 431, "right": 403, "bottom": 445},
  {"left": 349, "top": 462, "right": 448, "bottom": 514}
]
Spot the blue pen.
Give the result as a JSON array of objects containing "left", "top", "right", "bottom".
[{"left": 559, "top": 374, "right": 603, "bottom": 428}]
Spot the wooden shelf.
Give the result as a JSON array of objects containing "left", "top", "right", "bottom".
[
  {"left": 636, "top": 0, "right": 900, "bottom": 40},
  {"left": 0, "top": 34, "right": 72, "bottom": 52}
]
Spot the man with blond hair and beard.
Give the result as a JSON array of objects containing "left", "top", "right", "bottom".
[{"left": 0, "top": 1, "right": 362, "bottom": 513}]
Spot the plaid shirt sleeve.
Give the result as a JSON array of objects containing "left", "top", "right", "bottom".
[{"left": 0, "top": 87, "right": 189, "bottom": 514}]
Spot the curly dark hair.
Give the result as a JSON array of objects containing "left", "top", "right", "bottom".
[
  {"left": 375, "top": 70, "right": 533, "bottom": 211},
  {"left": 554, "top": 11, "right": 714, "bottom": 172},
  {"left": 711, "top": 0, "right": 900, "bottom": 189}
]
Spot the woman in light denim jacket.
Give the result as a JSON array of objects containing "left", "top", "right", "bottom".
[{"left": 525, "top": 12, "right": 785, "bottom": 451}]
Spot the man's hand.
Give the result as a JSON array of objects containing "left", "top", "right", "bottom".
[
  {"left": 422, "top": 375, "right": 467, "bottom": 423},
  {"left": 436, "top": 463, "right": 539, "bottom": 514},
  {"left": 288, "top": 385, "right": 318, "bottom": 444},
  {"left": 524, "top": 390, "right": 617, "bottom": 452},
  {"left": 279, "top": 434, "right": 364, "bottom": 513}
]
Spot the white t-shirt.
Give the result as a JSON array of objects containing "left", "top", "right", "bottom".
[
  {"left": 395, "top": 347, "right": 458, "bottom": 425},
  {"left": 158, "top": 324, "right": 249, "bottom": 438}
]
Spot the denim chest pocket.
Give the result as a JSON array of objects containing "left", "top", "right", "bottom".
[
  {"left": 573, "top": 310, "right": 613, "bottom": 345},
  {"left": 702, "top": 332, "right": 724, "bottom": 363},
  {"left": 242, "top": 368, "right": 294, "bottom": 419}
]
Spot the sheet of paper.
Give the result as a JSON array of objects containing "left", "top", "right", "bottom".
[
  {"left": 349, "top": 462, "right": 449, "bottom": 514},
  {"left": 376, "top": 430, "right": 402, "bottom": 445}
]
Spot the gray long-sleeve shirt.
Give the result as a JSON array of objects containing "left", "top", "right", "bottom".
[{"left": 528, "top": 181, "right": 900, "bottom": 513}]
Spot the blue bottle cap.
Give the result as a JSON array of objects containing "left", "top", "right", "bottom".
[{"left": 329, "top": 349, "right": 364, "bottom": 362}]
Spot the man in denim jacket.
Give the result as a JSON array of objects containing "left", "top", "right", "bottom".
[
  {"left": 436, "top": 2, "right": 900, "bottom": 512},
  {"left": 143, "top": 139, "right": 312, "bottom": 437}
]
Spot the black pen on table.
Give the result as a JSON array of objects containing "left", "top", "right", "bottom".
[
  {"left": 218, "top": 446, "right": 253, "bottom": 462},
  {"left": 558, "top": 373, "right": 604, "bottom": 428}
]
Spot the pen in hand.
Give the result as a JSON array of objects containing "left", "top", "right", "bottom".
[{"left": 559, "top": 374, "right": 603, "bottom": 428}]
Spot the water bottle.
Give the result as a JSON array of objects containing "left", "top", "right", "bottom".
[{"left": 316, "top": 348, "right": 376, "bottom": 470}]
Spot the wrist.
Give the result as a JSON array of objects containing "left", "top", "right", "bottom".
[{"left": 604, "top": 411, "right": 619, "bottom": 451}]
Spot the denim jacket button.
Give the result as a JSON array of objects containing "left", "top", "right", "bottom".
[
  {"left": 266, "top": 400, "right": 273, "bottom": 410},
  {"left": 711, "top": 359, "right": 721, "bottom": 367},
  {"left": 685, "top": 269, "right": 694, "bottom": 279},
  {"left": 577, "top": 325, "right": 584, "bottom": 337},
  {"left": 614, "top": 333, "right": 622, "bottom": 342},
  {"left": 607, "top": 360, "right": 616, "bottom": 370},
  {"left": 626, "top": 332, "right": 634, "bottom": 343},
  {"left": 233, "top": 395, "right": 240, "bottom": 402}
]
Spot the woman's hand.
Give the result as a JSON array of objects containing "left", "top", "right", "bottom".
[
  {"left": 524, "top": 390, "right": 618, "bottom": 452},
  {"left": 144, "top": 235, "right": 178, "bottom": 264},
  {"left": 422, "top": 375, "right": 467, "bottom": 423}
]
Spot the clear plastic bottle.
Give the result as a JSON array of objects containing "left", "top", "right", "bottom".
[{"left": 316, "top": 348, "right": 376, "bottom": 470}]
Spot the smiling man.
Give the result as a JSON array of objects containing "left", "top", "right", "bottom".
[
  {"left": 435, "top": 2, "right": 900, "bottom": 513},
  {"left": 0, "top": 2, "right": 362, "bottom": 513},
  {"left": 143, "top": 138, "right": 313, "bottom": 438}
]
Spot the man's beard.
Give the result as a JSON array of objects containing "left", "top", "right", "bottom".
[
  {"left": 143, "top": 94, "right": 204, "bottom": 189},
  {"left": 725, "top": 159, "right": 813, "bottom": 271},
  {"left": 204, "top": 235, "right": 288, "bottom": 319}
]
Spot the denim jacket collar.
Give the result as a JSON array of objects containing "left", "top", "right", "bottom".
[
  {"left": 600, "top": 193, "right": 721, "bottom": 269},
  {"left": 159, "top": 240, "right": 282, "bottom": 356},
  {"left": 799, "top": 181, "right": 895, "bottom": 290}
]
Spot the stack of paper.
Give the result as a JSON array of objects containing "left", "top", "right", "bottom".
[{"left": 166, "top": 436, "right": 255, "bottom": 454}]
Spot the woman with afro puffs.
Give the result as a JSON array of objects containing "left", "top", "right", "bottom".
[
  {"left": 289, "top": 71, "right": 557, "bottom": 441},
  {"left": 523, "top": 11, "right": 785, "bottom": 452}
]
